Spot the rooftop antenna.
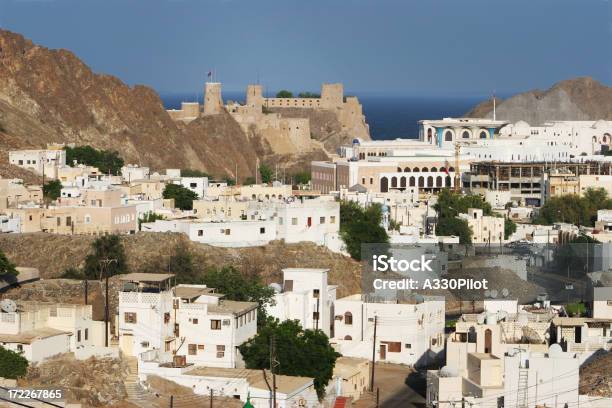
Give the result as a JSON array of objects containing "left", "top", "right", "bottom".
[{"left": 493, "top": 90, "right": 496, "bottom": 121}]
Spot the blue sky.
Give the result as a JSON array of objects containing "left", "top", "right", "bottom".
[{"left": 1, "top": 0, "right": 610, "bottom": 96}]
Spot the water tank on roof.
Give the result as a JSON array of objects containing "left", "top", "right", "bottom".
[
  {"left": 269, "top": 283, "right": 282, "bottom": 293},
  {"left": 439, "top": 366, "right": 458, "bottom": 377}
]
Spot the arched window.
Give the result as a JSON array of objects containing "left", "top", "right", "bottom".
[
  {"left": 409, "top": 176, "right": 415, "bottom": 187},
  {"left": 380, "top": 177, "right": 388, "bottom": 193},
  {"left": 430, "top": 167, "right": 437, "bottom": 172},
  {"left": 427, "top": 128, "right": 432, "bottom": 142},
  {"left": 418, "top": 177, "right": 425, "bottom": 187},
  {"left": 448, "top": 167, "right": 455, "bottom": 172},
  {"left": 440, "top": 167, "right": 446, "bottom": 173},
  {"left": 427, "top": 176, "right": 434, "bottom": 187},
  {"left": 444, "top": 130, "right": 453, "bottom": 141},
  {"left": 344, "top": 335, "right": 353, "bottom": 340},
  {"left": 421, "top": 167, "right": 429, "bottom": 172},
  {"left": 480, "top": 130, "right": 488, "bottom": 139},
  {"left": 391, "top": 177, "right": 397, "bottom": 188},
  {"left": 436, "top": 176, "right": 443, "bottom": 187},
  {"left": 593, "top": 136, "right": 598, "bottom": 143},
  {"left": 462, "top": 130, "right": 470, "bottom": 139},
  {"left": 400, "top": 177, "right": 406, "bottom": 188},
  {"left": 445, "top": 176, "right": 452, "bottom": 187},
  {"left": 397, "top": 167, "right": 402, "bottom": 172},
  {"left": 413, "top": 167, "right": 419, "bottom": 172},
  {"left": 404, "top": 167, "right": 411, "bottom": 172},
  {"left": 344, "top": 312, "right": 353, "bottom": 325}
]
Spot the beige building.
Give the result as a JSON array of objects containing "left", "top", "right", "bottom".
[
  {"left": 458, "top": 208, "right": 505, "bottom": 244},
  {"left": 8, "top": 144, "right": 66, "bottom": 178},
  {"left": 0, "top": 179, "right": 42, "bottom": 208},
  {"left": 331, "top": 357, "right": 370, "bottom": 401},
  {"left": 57, "top": 164, "right": 102, "bottom": 184}
]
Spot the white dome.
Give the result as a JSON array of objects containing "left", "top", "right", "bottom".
[{"left": 514, "top": 120, "right": 530, "bottom": 128}]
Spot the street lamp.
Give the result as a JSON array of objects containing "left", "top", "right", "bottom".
[{"left": 99, "top": 258, "right": 117, "bottom": 347}]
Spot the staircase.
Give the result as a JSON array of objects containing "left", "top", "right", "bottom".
[
  {"left": 516, "top": 368, "right": 529, "bottom": 408},
  {"left": 124, "top": 357, "right": 156, "bottom": 408}
]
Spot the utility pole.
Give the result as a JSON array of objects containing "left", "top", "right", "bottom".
[
  {"left": 100, "top": 258, "right": 117, "bottom": 347},
  {"left": 209, "top": 389, "right": 213, "bottom": 408},
  {"left": 375, "top": 388, "right": 380, "bottom": 408},
  {"left": 270, "top": 335, "right": 278, "bottom": 408},
  {"left": 84, "top": 280, "right": 88, "bottom": 305},
  {"left": 169, "top": 395, "right": 173, "bottom": 408},
  {"left": 370, "top": 315, "right": 378, "bottom": 392}
]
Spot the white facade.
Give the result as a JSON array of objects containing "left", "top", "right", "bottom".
[
  {"left": 275, "top": 198, "right": 340, "bottom": 246},
  {"left": 179, "top": 177, "right": 209, "bottom": 198},
  {"left": 266, "top": 268, "right": 337, "bottom": 337},
  {"left": 593, "top": 286, "right": 612, "bottom": 319},
  {"left": 333, "top": 295, "right": 445, "bottom": 367},
  {"left": 118, "top": 274, "right": 257, "bottom": 369},
  {"left": 9, "top": 146, "right": 67, "bottom": 179},
  {"left": 121, "top": 165, "right": 150, "bottom": 182},
  {"left": 504, "top": 347, "right": 580, "bottom": 408},
  {"left": 459, "top": 208, "right": 505, "bottom": 244}
]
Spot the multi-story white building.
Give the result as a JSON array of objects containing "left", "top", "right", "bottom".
[
  {"left": 118, "top": 273, "right": 258, "bottom": 369},
  {"left": 121, "top": 164, "right": 150, "bottom": 183},
  {"left": 9, "top": 144, "right": 67, "bottom": 179},
  {"left": 0, "top": 301, "right": 106, "bottom": 362},
  {"left": 178, "top": 177, "right": 209, "bottom": 198},
  {"left": 266, "top": 268, "right": 337, "bottom": 337},
  {"left": 333, "top": 294, "right": 445, "bottom": 367}
]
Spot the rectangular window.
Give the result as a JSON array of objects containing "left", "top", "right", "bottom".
[
  {"left": 216, "top": 345, "right": 225, "bottom": 358},
  {"left": 188, "top": 344, "right": 197, "bottom": 355},
  {"left": 284, "top": 280, "right": 293, "bottom": 292},
  {"left": 260, "top": 227, "right": 266, "bottom": 234},
  {"left": 198, "top": 230, "right": 203, "bottom": 236},
  {"left": 77, "top": 330, "right": 81, "bottom": 342},
  {"left": 164, "top": 313, "right": 170, "bottom": 324},
  {"left": 211, "top": 320, "right": 221, "bottom": 330},
  {"left": 225, "top": 229, "right": 231, "bottom": 235},
  {"left": 192, "top": 318, "right": 199, "bottom": 324},
  {"left": 330, "top": 216, "right": 336, "bottom": 224},
  {"left": 124, "top": 312, "right": 137, "bottom": 324},
  {"left": 291, "top": 217, "right": 298, "bottom": 225},
  {"left": 313, "top": 289, "right": 320, "bottom": 298},
  {"left": 313, "top": 312, "right": 320, "bottom": 320},
  {"left": 279, "top": 217, "right": 283, "bottom": 225},
  {"left": 198, "top": 344, "right": 205, "bottom": 350},
  {"left": 85, "top": 329, "right": 89, "bottom": 341},
  {"left": 319, "top": 217, "right": 325, "bottom": 224}
]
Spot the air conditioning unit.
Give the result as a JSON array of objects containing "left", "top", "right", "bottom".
[{"left": 222, "top": 319, "right": 231, "bottom": 326}]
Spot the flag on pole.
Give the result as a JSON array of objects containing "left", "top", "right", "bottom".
[{"left": 207, "top": 71, "right": 212, "bottom": 79}]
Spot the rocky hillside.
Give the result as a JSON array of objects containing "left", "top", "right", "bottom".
[
  {"left": 0, "top": 30, "right": 341, "bottom": 178},
  {"left": 466, "top": 77, "right": 612, "bottom": 124},
  {"left": 0, "top": 232, "right": 362, "bottom": 297}
]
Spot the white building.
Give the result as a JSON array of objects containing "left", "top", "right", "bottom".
[
  {"left": 266, "top": 268, "right": 337, "bottom": 337},
  {"left": 458, "top": 208, "right": 505, "bottom": 244},
  {"left": 333, "top": 294, "right": 445, "bottom": 367},
  {"left": 0, "top": 301, "right": 106, "bottom": 362},
  {"left": 9, "top": 145, "right": 67, "bottom": 179},
  {"left": 593, "top": 286, "right": 612, "bottom": 319},
  {"left": 179, "top": 177, "right": 209, "bottom": 198},
  {"left": 121, "top": 164, "right": 150, "bottom": 182},
  {"left": 275, "top": 197, "right": 340, "bottom": 248},
  {"left": 504, "top": 346, "right": 579, "bottom": 408},
  {"left": 118, "top": 273, "right": 258, "bottom": 369}
]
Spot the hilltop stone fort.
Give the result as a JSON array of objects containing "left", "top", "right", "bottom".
[{"left": 167, "top": 82, "right": 370, "bottom": 155}]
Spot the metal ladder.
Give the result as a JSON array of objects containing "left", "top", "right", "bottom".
[{"left": 516, "top": 368, "right": 529, "bottom": 408}]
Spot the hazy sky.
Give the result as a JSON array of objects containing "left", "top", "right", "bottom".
[{"left": 1, "top": 0, "right": 611, "bottom": 96}]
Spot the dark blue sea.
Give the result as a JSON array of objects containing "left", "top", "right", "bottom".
[{"left": 161, "top": 93, "right": 485, "bottom": 140}]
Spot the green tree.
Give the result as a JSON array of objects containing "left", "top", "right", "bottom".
[
  {"left": 259, "top": 163, "right": 274, "bottom": 184},
  {"left": 167, "top": 242, "right": 200, "bottom": 284},
  {"left": 200, "top": 266, "right": 275, "bottom": 326},
  {"left": 292, "top": 171, "right": 311, "bottom": 186},
  {"left": 43, "top": 179, "right": 62, "bottom": 200},
  {"left": 61, "top": 267, "right": 85, "bottom": 279},
  {"left": 65, "top": 145, "right": 124, "bottom": 175},
  {"left": 275, "top": 90, "right": 293, "bottom": 98},
  {"left": 297, "top": 92, "right": 320, "bottom": 98},
  {"left": 239, "top": 319, "right": 339, "bottom": 398},
  {"left": 0, "top": 347, "right": 28, "bottom": 379},
  {"left": 534, "top": 188, "right": 612, "bottom": 227},
  {"left": 163, "top": 184, "right": 199, "bottom": 210},
  {"left": 83, "top": 235, "right": 128, "bottom": 279},
  {"left": 181, "top": 169, "right": 211, "bottom": 178},
  {"left": 504, "top": 217, "right": 517, "bottom": 240},
  {"left": 223, "top": 176, "right": 236, "bottom": 186},
  {"left": 436, "top": 217, "right": 472, "bottom": 244},
  {"left": 0, "top": 250, "right": 18, "bottom": 279},
  {"left": 340, "top": 201, "right": 389, "bottom": 260}
]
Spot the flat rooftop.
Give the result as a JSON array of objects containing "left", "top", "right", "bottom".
[{"left": 119, "top": 273, "right": 175, "bottom": 283}]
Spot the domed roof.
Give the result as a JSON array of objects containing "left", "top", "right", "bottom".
[{"left": 514, "top": 120, "right": 530, "bottom": 128}]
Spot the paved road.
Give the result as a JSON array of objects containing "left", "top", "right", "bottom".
[{"left": 354, "top": 363, "right": 426, "bottom": 408}]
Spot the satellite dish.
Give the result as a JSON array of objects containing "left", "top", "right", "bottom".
[
  {"left": 268, "top": 283, "right": 282, "bottom": 293},
  {"left": 490, "top": 289, "right": 498, "bottom": 299},
  {"left": 548, "top": 343, "right": 564, "bottom": 357},
  {"left": 0, "top": 299, "right": 17, "bottom": 313},
  {"left": 502, "top": 288, "right": 509, "bottom": 298},
  {"left": 484, "top": 290, "right": 491, "bottom": 298},
  {"left": 439, "top": 366, "right": 459, "bottom": 377}
]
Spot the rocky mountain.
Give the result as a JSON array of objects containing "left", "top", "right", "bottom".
[
  {"left": 0, "top": 30, "right": 347, "bottom": 179},
  {"left": 466, "top": 77, "right": 612, "bottom": 124}
]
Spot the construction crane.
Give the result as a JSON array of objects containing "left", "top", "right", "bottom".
[{"left": 454, "top": 142, "right": 461, "bottom": 192}]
